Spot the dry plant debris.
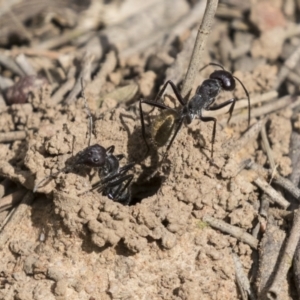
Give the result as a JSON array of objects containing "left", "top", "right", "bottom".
[{"left": 1, "top": 0, "right": 300, "bottom": 299}]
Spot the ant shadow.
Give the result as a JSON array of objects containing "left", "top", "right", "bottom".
[{"left": 119, "top": 109, "right": 166, "bottom": 205}]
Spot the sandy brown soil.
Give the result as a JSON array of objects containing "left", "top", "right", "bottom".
[{"left": 0, "top": 0, "right": 300, "bottom": 299}]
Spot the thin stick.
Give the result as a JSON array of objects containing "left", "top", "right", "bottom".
[
  {"left": 224, "top": 119, "right": 266, "bottom": 156},
  {"left": 181, "top": 0, "right": 219, "bottom": 99},
  {"left": 267, "top": 209, "right": 300, "bottom": 299},
  {"left": 64, "top": 54, "right": 93, "bottom": 104},
  {"left": 0, "top": 54, "right": 25, "bottom": 76},
  {"left": 203, "top": 215, "right": 258, "bottom": 249},
  {"left": 257, "top": 223, "right": 287, "bottom": 297},
  {"left": 50, "top": 75, "right": 76, "bottom": 106},
  {"left": 11, "top": 48, "right": 64, "bottom": 59},
  {"left": 0, "top": 188, "right": 27, "bottom": 212},
  {"left": 36, "top": 28, "right": 95, "bottom": 50},
  {"left": 275, "top": 44, "right": 300, "bottom": 90},
  {"left": 15, "top": 54, "right": 36, "bottom": 76},
  {"left": 0, "top": 207, "right": 15, "bottom": 232},
  {"left": 253, "top": 177, "right": 290, "bottom": 209},
  {"left": 247, "top": 161, "right": 300, "bottom": 202},
  {"left": 0, "top": 179, "right": 11, "bottom": 199},
  {"left": 0, "top": 191, "right": 34, "bottom": 251},
  {"left": 232, "top": 252, "right": 257, "bottom": 300},
  {"left": 0, "top": 131, "right": 27, "bottom": 143},
  {"left": 81, "top": 78, "right": 92, "bottom": 147},
  {"left": 260, "top": 124, "right": 276, "bottom": 171},
  {"left": 221, "top": 95, "right": 294, "bottom": 124}
]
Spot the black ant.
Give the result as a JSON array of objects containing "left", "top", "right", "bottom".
[
  {"left": 139, "top": 63, "right": 250, "bottom": 160},
  {"left": 34, "top": 80, "right": 134, "bottom": 205},
  {"left": 75, "top": 144, "right": 134, "bottom": 205}
]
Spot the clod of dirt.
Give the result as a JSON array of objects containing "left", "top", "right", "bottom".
[{"left": 268, "top": 108, "right": 292, "bottom": 176}]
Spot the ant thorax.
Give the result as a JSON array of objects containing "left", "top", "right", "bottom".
[
  {"left": 101, "top": 154, "right": 120, "bottom": 178},
  {"left": 151, "top": 109, "right": 178, "bottom": 147}
]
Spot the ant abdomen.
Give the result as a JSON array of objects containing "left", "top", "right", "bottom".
[
  {"left": 209, "top": 70, "right": 236, "bottom": 91},
  {"left": 151, "top": 109, "right": 177, "bottom": 147}
]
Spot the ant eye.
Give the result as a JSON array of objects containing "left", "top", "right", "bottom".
[{"left": 93, "top": 158, "right": 99, "bottom": 162}]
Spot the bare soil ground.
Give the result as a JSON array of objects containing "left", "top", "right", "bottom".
[{"left": 0, "top": 0, "right": 300, "bottom": 299}]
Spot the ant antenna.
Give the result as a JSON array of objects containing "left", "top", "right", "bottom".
[
  {"left": 34, "top": 79, "right": 94, "bottom": 193},
  {"left": 33, "top": 166, "right": 72, "bottom": 193},
  {"left": 232, "top": 75, "right": 251, "bottom": 127},
  {"left": 199, "top": 63, "right": 251, "bottom": 126},
  {"left": 199, "top": 62, "right": 225, "bottom": 72},
  {"left": 81, "top": 78, "right": 92, "bottom": 147}
]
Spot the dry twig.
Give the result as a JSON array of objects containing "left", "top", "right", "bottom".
[
  {"left": 260, "top": 124, "right": 276, "bottom": 172},
  {"left": 258, "top": 222, "right": 287, "bottom": 298},
  {"left": 211, "top": 90, "right": 277, "bottom": 119},
  {"left": 267, "top": 210, "right": 300, "bottom": 299},
  {"left": 247, "top": 161, "right": 300, "bottom": 202},
  {"left": 0, "top": 191, "right": 34, "bottom": 251},
  {"left": 275, "top": 44, "right": 300, "bottom": 89},
  {"left": 221, "top": 95, "right": 295, "bottom": 125},
  {"left": 0, "top": 53, "right": 25, "bottom": 77},
  {"left": 64, "top": 54, "right": 94, "bottom": 104},
  {"left": 203, "top": 215, "right": 258, "bottom": 249},
  {"left": 0, "top": 131, "right": 27, "bottom": 143},
  {"left": 224, "top": 119, "right": 266, "bottom": 156},
  {"left": 0, "top": 179, "right": 11, "bottom": 199},
  {"left": 232, "top": 252, "right": 256, "bottom": 300},
  {"left": 15, "top": 54, "right": 36, "bottom": 76},
  {"left": 181, "top": 0, "right": 219, "bottom": 99},
  {"left": 50, "top": 67, "right": 76, "bottom": 106},
  {"left": 0, "top": 188, "right": 27, "bottom": 212},
  {"left": 253, "top": 177, "right": 290, "bottom": 209}
]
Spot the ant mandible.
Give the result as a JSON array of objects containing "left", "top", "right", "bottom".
[{"left": 139, "top": 63, "right": 250, "bottom": 159}]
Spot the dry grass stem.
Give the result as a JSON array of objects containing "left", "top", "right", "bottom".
[
  {"left": 203, "top": 215, "right": 258, "bottom": 249},
  {"left": 267, "top": 210, "right": 300, "bottom": 299},
  {"left": 253, "top": 177, "right": 290, "bottom": 209},
  {"left": 181, "top": 0, "right": 219, "bottom": 99}
]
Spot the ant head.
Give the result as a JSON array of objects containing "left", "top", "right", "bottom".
[
  {"left": 209, "top": 70, "right": 236, "bottom": 91},
  {"left": 76, "top": 144, "right": 106, "bottom": 167}
]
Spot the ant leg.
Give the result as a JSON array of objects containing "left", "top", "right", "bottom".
[
  {"left": 154, "top": 80, "right": 185, "bottom": 106},
  {"left": 33, "top": 165, "right": 72, "bottom": 192},
  {"left": 33, "top": 172, "right": 60, "bottom": 193},
  {"left": 115, "top": 154, "right": 125, "bottom": 161},
  {"left": 107, "top": 174, "right": 134, "bottom": 203},
  {"left": 92, "top": 162, "right": 134, "bottom": 190},
  {"left": 199, "top": 115, "right": 217, "bottom": 158},
  {"left": 208, "top": 97, "right": 237, "bottom": 124},
  {"left": 199, "top": 62, "right": 225, "bottom": 72},
  {"left": 163, "top": 118, "right": 184, "bottom": 158},
  {"left": 119, "top": 162, "right": 135, "bottom": 174},
  {"left": 106, "top": 145, "right": 115, "bottom": 154}
]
